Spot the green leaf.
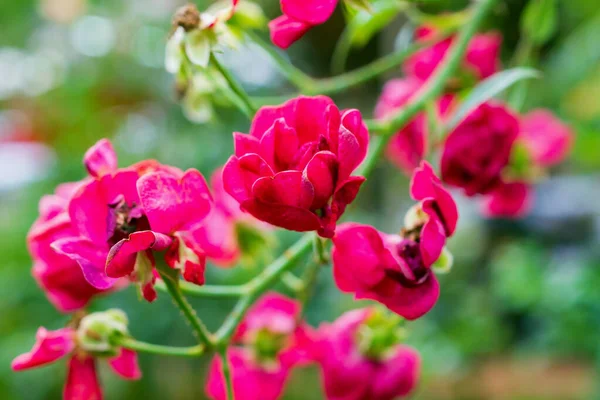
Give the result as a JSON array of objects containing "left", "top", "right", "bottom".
[
  {"left": 445, "top": 67, "right": 541, "bottom": 131},
  {"left": 521, "top": 0, "right": 558, "bottom": 45}
]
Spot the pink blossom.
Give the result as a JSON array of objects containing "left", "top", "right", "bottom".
[
  {"left": 375, "top": 78, "right": 454, "bottom": 174},
  {"left": 205, "top": 293, "right": 313, "bottom": 400},
  {"left": 441, "top": 102, "right": 520, "bottom": 196},
  {"left": 519, "top": 109, "right": 573, "bottom": 167},
  {"left": 481, "top": 181, "right": 533, "bottom": 218},
  {"left": 12, "top": 327, "right": 140, "bottom": 400},
  {"left": 405, "top": 26, "right": 501, "bottom": 82},
  {"left": 51, "top": 138, "right": 212, "bottom": 302},
  {"left": 223, "top": 96, "right": 368, "bottom": 238},
  {"left": 269, "top": 0, "right": 338, "bottom": 49},
  {"left": 28, "top": 182, "right": 109, "bottom": 312},
  {"left": 314, "top": 309, "right": 420, "bottom": 400}
]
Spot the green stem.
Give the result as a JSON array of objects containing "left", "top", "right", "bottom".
[
  {"left": 218, "top": 347, "right": 235, "bottom": 400},
  {"left": 119, "top": 337, "right": 204, "bottom": 357},
  {"left": 367, "top": 0, "right": 497, "bottom": 142},
  {"left": 248, "top": 30, "right": 453, "bottom": 96},
  {"left": 282, "top": 272, "right": 304, "bottom": 294},
  {"left": 155, "top": 280, "right": 248, "bottom": 298},
  {"left": 215, "top": 234, "right": 314, "bottom": 344},
  {"left": 157, "top": 265, "right": 214, "bottom": 347},
  {"left": 211, "top": 54, "right": 257, "bottom": 116}
]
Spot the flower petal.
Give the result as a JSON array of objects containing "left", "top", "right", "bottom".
[
  {"left": 241, "top": 199, "right": 321, "bottom": 232},
  {"left": 11, "top": 328, "right": 75, "bottom": 371},
  {"left": 106, "top": 231, "right": 172, "bottom": 278},
  {"left": 304, "top": 151, "right": 338, "bottom": 210},
  {"left": 108, "top": 348, "right": 142, "bottom": 380},
  {"left": 84, "top": 139, "right": 118, "bottom": 178},
  {"left": 268, "top": 15, "right": 312, "bottom": 50},
  {"left": 281, "top": 0, "right": 338, "bottom": 25},
  {"left": 64, "top": 356, "right": 102, "bottom": 400},
  {"left": 252, "top": 170, "right": 314, "bottom": 209}
]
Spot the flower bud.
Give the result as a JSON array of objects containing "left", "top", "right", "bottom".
[
  {"left": 356, "top": 308, "right": 406, "bottom": 360},
  {"left": 432, "top": 246, "right": 453, "bottom": 274},
  {"left": 403, "top": 203, "right": 427, "bottom": 232},
  {"left": 76, "top": 309, "right": 129, "bottom": 355}
]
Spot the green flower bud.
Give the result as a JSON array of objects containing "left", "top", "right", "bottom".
[
  {"left": 76, "top": 309, "right": 129, "bottom": 355},
  {"left": 432, "top": 246, "right": 453, "bottom": 274}
]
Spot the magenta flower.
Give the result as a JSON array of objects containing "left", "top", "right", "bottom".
[
  {"left": 223, "top": 96, "right": 368, "bottom": 238},
  {"left": 441, "top": 102, "right": 520, "bottom": 196},
  {"left": 28, "top": 181, "right": 109, "bottom": 312},
  {"left": 405, "top": 26, "right": 501, "bottom": 82},
  {"left": 190, "top": 168, "right": 271, "bottom": 267},
  {"left": 375, "top": 77, "right": 454, "bottom": 174},
  {"left": 51, "top": 139, "right": 212, "bottom": 302},
  {"left": 481, "top": 109, "right": 573, "bottom": 218},
  {"left": 12, "top": 327, "right": 140, "bottom": 400},
  {"left": 269, "top": 0, "right": 338, "bottom": 49},
  {"left": 332, "top": 163, "right": 457, "bottom": 319},
  {"left": 519, "top": 109, "right": 573, "bottom": 167},
  {"left": 314, "top": 309, "right": 420, "bottom": 400},
  {"left": 205, "top": 293, "right": 313, "bottom": 400}
]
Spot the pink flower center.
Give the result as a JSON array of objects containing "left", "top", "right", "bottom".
[
  {"left": 386, "top": 240, "right": 429, "bottom": 287},
  {"left": 107, "top": 196, "right": 149, "bottom": 245}
]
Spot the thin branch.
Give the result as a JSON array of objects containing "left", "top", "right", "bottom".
[{"left": 119, "top": 337, "right": 204, "bottom": 358}]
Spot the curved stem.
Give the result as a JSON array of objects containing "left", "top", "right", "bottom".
[
  {"left": 218, "top": 347, "right": 235, "bottom": 400},
  {"left": 248, "top": 30, "right": 453, "bottom": 96},
  {"left": 365, "top": 0, "right": 497, "bottom": 171},
  {"left": 215, "top": 234, "right": 314, "bottom": 344},
  {"left": 155, "top": 280, "right": 248, "bottom": 298},
  {"left": 157, "top": 265, "right": 214, "bottom": 347},
  {"left": 119, "top": 337, "right": 204, "bottom": 357},
  {"left": 211, "top": 54, "right": 257, "bottom": 116}
]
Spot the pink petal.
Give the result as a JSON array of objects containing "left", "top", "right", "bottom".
[
  {"left": 340, "top": 109, "right": 369, "bottom": 162},
  {"left": 259, "top": 118, "right": 299, "bottom": 170},
  {"left": 235, "top": 293, "right": 300, "bottom": 340},
  {"left": 234, "top": 132, "right": 260, "bottom": 157},
  {"left": 418, "top": 212, "right": 447, "bottom": 267},
  {"left": 520, "top": 109, "right": 573, "bottom": 167},
  {"left": 190, "top": 210, "right": 239, "bottom": 267},
  {"left": 465, "top": 32, "right": 502, "bottom": 79},
  {"left": 303, "top": 151, "right": 338, "bottom": 210},
  {"left": 371, "top": 346, "right": 420, "bottom": 399},
  {"left": 410, "top": 161, "right": 440, "bottom": 200},
  {"left": 269, "top": 15, "right": 313, "bottom": 50},
  {"left": 106, "top": 230, "right": 172, "bottom": 278},
  {"left": 108, "top": 348, "right": 142, "bottom": 380},
  {"left": 289, "top": 96, "right": 336, "bottom": 145},
  {"left": 241, "top": 199, "right": 321, "bottom": 232},
  {"left": 138, "top": 169, "right": 213, "bottom": 234},
  {"left": 64, "top": 356, "right": 103, "bottom": 400},
  {"left": 281, "top": 0, "right": 338, "bottom": 25},
  {"left": 249, "top": 105, "right": 285, "bottom": 139},
  {"left": 336, "top": 129, "right": 362, "bottom": 184},
  {"left": 68, "top": 180, "right": 109, "bottom": 245},
  {"left": 482, "top": 181, "right": 533, "bottom": 218},
  {"left": 11, "top": 328, "right": 75, "bottom": 371},
  {"left": 252, "top": 170, "right": 314, "bottom": 209},
  {"left": 51, "top": 237, "right": 115, "bottom": 290},
  {"left": 223, "top": 154, "right": 274, "bottom": 204},
  {"left": 84, "top": 139, "right": 118, "bottom": 178}
]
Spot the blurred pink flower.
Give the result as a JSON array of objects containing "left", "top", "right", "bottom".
[
  {"left": 315, "top": 309, "right": 420, "bottom": 400},
  {"left": 519, "top": 109, "right": 573, "bottom": 167},
  {"left": 269, "top": 0, "right": 338, "bottom": 49},
  {"left": 12, "top": 327, "right": 140, "bottom": 400}
]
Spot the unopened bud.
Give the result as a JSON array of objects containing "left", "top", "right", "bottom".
[
  {"left": 432, "top": 246, "right": 453, "bottom": 274},
  {"left": 77, "top": 309, "right": 129, "bottom": 355}
]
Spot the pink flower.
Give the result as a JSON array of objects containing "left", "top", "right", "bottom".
[
  {"left": 481, "top": 181, "right": 532, "bottom": 218},
  {"left": 206, "top": 293, "right": 313, "bottom": 400},
  {"left": 375, "top": 78, "right": 454, "bottom": 174},
  {"left": 190, "top": 168, "right": 271, "bottom": 267},
  {"left": 28, "top": 182, "right": 109, "bottom": 312},
  {"left": 51, "top": 139, "right": 212, "bottom": 302},
  {"left": 441, "top": 102, "right": 520, "bottom": 196},
  {"left": 332, "top": 163, "right": 457, "bottom": 319},
  {"left": 223, "top": 96, "right": 369, "bottom": 238},
  {"left": 405, "top": 26, "right": 501, "bottom": 82},
  {"left": 12, "top": 327, "right": 140, "bottom": 400},
  {"left": 519, "top": 109, "right": 573, "bottom": 167},
  {"left": 314, "top": 309, "right": 420, "bottom": 400},
  {"left": 269, "top": 0, "right": 338, "bottom": 49}
]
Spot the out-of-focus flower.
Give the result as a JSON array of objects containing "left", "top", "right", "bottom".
[
  {"left": 375, "top": 77, "right": 454, "bottom": 174},
  {"left": 205, "top": 293, "right": 313, "bottom": 400},
  {"left": 12, "top": 314, "right": 140, "bottom": 400},
  {"left": 314, "top": 308, "right": 420, "bottom": 400},
  {"left": 481, "top": 109, "right": 573, "bottom": 218},
  {"left": 441, "top": 102, "right": 519, "bottom": 196},
  {"left": 191, "top": 168, "right": 274, "bottom": 267},
  {"left": 332, "top": 162, "right": 456, "bottom": 319},
  {"left": 28, "top": 181, "right": 109, "bottom": 312},
  {"left": 223, "top": 96, "right": 368, "bottom": 238},
  {"left": 269, "top": 0, "right": 338, "bottom": 49},
  {"left": 404, "top": 26, "right": 501, "bottom": 83}
]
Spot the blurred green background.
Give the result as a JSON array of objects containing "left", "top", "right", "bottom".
[{"left": 1, "top": 0, "right": 599, "bottom": 399}]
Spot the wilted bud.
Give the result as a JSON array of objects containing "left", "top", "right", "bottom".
[
  {"left": 172, "top": 3, "right": 201, "bottom": 31},
  {"left": 76, "top": 309, "right": 129, "bottom": 355}
]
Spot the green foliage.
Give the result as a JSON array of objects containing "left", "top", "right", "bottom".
[{"left": 521, "top": 0, "right": 558, "bottom": 45}]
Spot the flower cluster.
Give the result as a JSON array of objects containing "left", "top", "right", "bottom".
[
  {"left": 206, "top": 294, "right": 420, "bottom": 400},
  {"left": 377, "top": 25, "right": 573, "bottom": 218}
]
